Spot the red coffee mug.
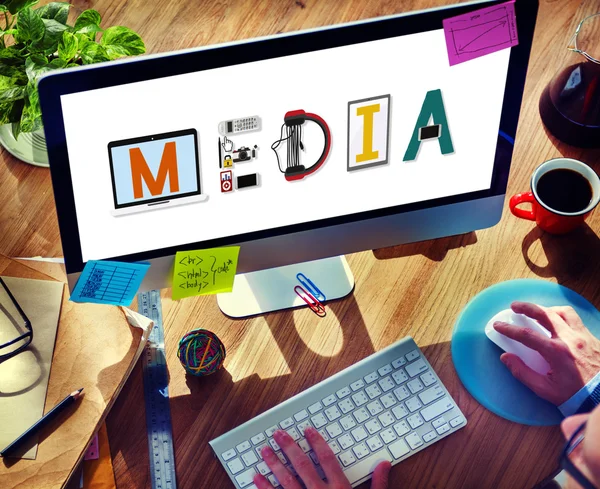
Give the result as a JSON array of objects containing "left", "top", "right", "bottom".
[{"left": 509, "top": 158, "right": 600, "bottom": 234}]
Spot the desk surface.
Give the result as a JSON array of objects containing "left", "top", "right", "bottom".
[{"left": 2, "top": 0, "right": 600, "bottom": 488}]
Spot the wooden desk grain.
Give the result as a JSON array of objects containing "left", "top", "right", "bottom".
[{"left": 2, "top": 0, "right": 600, "bottom": 488}]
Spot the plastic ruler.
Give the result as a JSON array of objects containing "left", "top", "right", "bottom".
[{"left": 138, "top": 290, "right": 177, "bottom": 489}]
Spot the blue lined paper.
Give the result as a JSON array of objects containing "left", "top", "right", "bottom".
[{"left": 70, "top": 260, "right": 150, "bottom": 306}]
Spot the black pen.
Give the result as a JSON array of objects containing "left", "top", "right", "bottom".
[
  {"left": 0, "top": 388, "right": 84, "bottom": 458},
  {"left": 218, "top": 137, "right": 223, "bottom": 169}
]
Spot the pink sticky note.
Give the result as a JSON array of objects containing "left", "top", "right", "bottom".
[
  {"left": 84, "top": 434, "right": 99, "bottom": 460},
  {"left": 443, "top": 0, "right": 518, "bottom": 66}
]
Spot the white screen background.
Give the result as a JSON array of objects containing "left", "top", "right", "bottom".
[{"left": 60, "top": 29, "right": 510, "bottom": 262}]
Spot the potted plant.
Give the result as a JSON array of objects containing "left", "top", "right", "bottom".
[{"left": 0, "top": 1, "right": 145, "bottom": 166}]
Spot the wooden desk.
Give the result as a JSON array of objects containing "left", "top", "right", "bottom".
[{"left": 2, "top": 0, "right": 600, "bottom": 488}]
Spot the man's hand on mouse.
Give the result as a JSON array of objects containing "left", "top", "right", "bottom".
[
  {"left": 493, "top": 301, "right": 600, "bottom": 405},
  {"left": 253, "top": 427, "right": 391, "bottom": 489}
]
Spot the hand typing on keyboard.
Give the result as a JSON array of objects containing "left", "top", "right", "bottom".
[
  {"left": 253, "top": 427, "right": 391, "bottom": 489},
  {"left": 493, "top": 302, "right": 600, "bottom": 406}
]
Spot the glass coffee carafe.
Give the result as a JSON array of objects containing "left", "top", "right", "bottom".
[{"left": 539, "top": 13, "right": 600, "bottom": 148}]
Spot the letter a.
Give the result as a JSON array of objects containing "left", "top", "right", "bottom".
[
  {"left": 356, "top": 104, "right": 380, "bottom": 163},
  {"left": 130, "top": 141, "right": 179, "bottom": 199}
]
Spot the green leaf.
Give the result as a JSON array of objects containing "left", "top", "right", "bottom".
[
  {"left": 0, "top": 84, "right": 25, "bottom": 102},
  {"left": 19, "top": 96, "right": 41, "bottom": 133},
  {"left": 35, "top": 2, "right": 70, "bottom": 24},
  {"left": 74, "top": 23, "right": 102, "bottom": 41},
  {"left": 34, "top": 18, "right": 69, "bottom": 53},
  {"left": 15, "top": 6, "right": 45, "bottom": 43},
  {"left": 80, "top": 42, "right": 108, "bottom": 64},
  {"left": 3, "top": 0, "right": 39, "bottom": 15},
  {"left": 58, "top": 30, "right": 76, "bottom": 62},
  {"left": 0, "top": 47, "right": 26, "bottom": 65},
  {"left": 12, "top": 120, "right": 21, "bottom": 139},
  {"left": 24, "top": 54, "right": 56, "bottom": 83},
  {"left": 100, "top": 26, "right": 145, "bottom": 59},
  {"left": 73, "top": 9, "right": 101, "bottom": 30}
]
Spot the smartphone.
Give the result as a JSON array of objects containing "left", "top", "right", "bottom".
[
  {"left": 418, "top": 124, "right": 441, "bottom": 141},
  {"left": 218, "top": 116, "right": 261, "bottom": 136}
]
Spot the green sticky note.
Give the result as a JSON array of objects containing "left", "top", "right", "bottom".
[{"left": 172, "top": 246, "right": 240, "bottom": 300}]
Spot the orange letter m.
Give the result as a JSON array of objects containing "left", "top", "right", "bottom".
[{"left": 130, "top": 141, "right": 179, "bottom": 199}]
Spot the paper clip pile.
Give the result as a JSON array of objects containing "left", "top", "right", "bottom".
[{"left": 294, "top": 273, "right": 326, "bottom": 317}]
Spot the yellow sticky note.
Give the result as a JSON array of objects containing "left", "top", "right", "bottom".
[{"left": 172, "top": 246, "right": 240, "bottom": 300}]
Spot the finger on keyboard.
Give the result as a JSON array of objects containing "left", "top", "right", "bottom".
[
  {"left": 305, "top": 426, "right": 347, "bottom": 484},
  {"left": 274, "top": 430, "right": 322, "bottom": 486},
  {"left": 253, "top": 473, "right": 272, "bottom": 489},
  {"left": 261, "top": 445, "right": 301, "bottom": 489}
]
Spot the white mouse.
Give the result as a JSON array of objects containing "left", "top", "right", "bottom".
[{"left": 485, "top": 309, "right": 552, "bottom": 375}]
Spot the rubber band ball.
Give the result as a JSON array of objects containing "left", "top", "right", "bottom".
[{"left": 177, "top": 329, "right": 226, "bottom": 376}]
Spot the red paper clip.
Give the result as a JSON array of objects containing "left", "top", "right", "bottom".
[{"left": 294, "top": 285, "right": 326, "bottom": 317}]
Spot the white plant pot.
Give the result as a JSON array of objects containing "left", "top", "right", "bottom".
[{"left": 0, "top": 124, "right": 49, "bottom": 167}]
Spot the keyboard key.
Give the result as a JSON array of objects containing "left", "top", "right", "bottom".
[
  {"left": 251, "top": 433, "right": 266, "bottom": 445},
  {"left": 308, "top": 402, "right": 323, "bottom": 414},
  {"left": 407, "top": 378, "right": 424, "bottom": 394},
  {"left": 257, "top": 461, "right": 272, "bottom": 475},
  {"left": 420, "top": 371, "right": 436, "bottom": 386},
  {"left": 326, "top": 421, "right": 343, "bottom": 438},
  {"left": 393, "top": 386, "right": 410, "bottom": 401},
  {"left": 235, "top": 468, "right": 257, "bottom": 488},
  {"left": 378, "top": 364, "right": 393, "bottom": 376},
  {"left": 393, "top": 420, "right": 410, "bottom": 437},
  {"left": 266, "top": 425, "right": 278, "bottom": 438},
  {"left": 419, "top": 384, "right": 444, "bottom": 405},
  {"left": 311, "top": 413, "right": 328, "bottom": 429},
  {"left": 280, "top": 417, "right": 294, "bottom": 429},
  {"left": 340, "top": 415, "right": 357, "bottom": 431},
  {"left": 325, "top": 406, "right": 342, "bottom": 421},
  {"left": 380, "top": 428, "right": 397, "bottom": 444},
  {"left": 350, "top": 379, "right": 365, "bottom": 391},
  {"left": 421, "top": 397, "right": 454, "bottom": 421},
  {"left": 276, "top": 452, "right": 288, "bottom": 464},
  {"left": 242, "top": 450, "right": 259, "bottom": 466},
  {"left": 343, "top": 450, "right": 393, "bottom": 484},
  {"left": 352, "top": 391, "right": 369, "bottom": 407},
  {"left": 423, "top": 431, "right": 437, "bottom": 443},
  {"left": 392, "top": 404, "right": 408, "bottom": 419},
  {"left": 228, "top": 457, "right": 245, "bottom": 474},
  {"left": 366, "top": 400, "right": 384, "bottom": 416},
  {"left": 286, "top": 427, "right": 300, "bottom": 441},
  {"left": 407, "top": 413, "right": 424, "bottom": 429},
  {"left": 353, "top": 442, "right": 370, "bottom": 459},
  {"left": 366, "top": 384, "right": 382, "bottom": 399},
  {"left": 432, "top": 417, "right": 446, "bottom": 429},
  {"left": 336, "top": 386, "right": 352, "bottom": 399},
  {"left": 392, "top": 357, "right": 407, "bottom": 369},
  {"left": 380, "top": 393, "right": 397, "bottom": 409},
  {"left": 298, "top": 439, "right": 311, "bottom": 453},
  {"left": 338, "top": 433, "right": 355, "bottom": 450},
  {"left": 351, "top": 426, "right": 369, "bottom": 442},
  {"left": 365, "top": 419, "right": 382, "bottom": 434},
  {"left": 255, "top": 443, "right": 268, "bottom": 460},
  {"left": 297, "top": 420, "right": 312, "bottom": 435},
  {"left": 339, "top": 450, "right": 357, "bottom": 467},
  {"left": 405, "top": 397, "right": 423, "bottom": 412},
  {"left": 310, "top": 451, "right": 320, "bottom": 464},
  {"left": 322, "top": 394, "right": 337, "bottom": 406},
  {"left": 328, "top": 440, "right": 341, "bottom": 454},
  {"left": 406, "top": 350, "right": 419, "bottom": 362},
  {"left": 406, "top": 358, "right": 427, "bottom": 377},
  {"left": 364, "top": 371, "right": 379, "bottom": 384},
  {"left": 318, "top": 429, "right": 329, "bottom": 441},
  {"left": 338, "top": 398, "right": 355, "bottom": 414},
  {"left": 450, "top": 416, "right": 465, "bottom": 428},
  {"left": 268, "top": 474, "right": 281, "bottom": 487},
  {"left": 269, "top": 438, "right": 281, "bottom": 451},
  {"left": 392, "top": 369, "right": 408, "bottom": 385},
  {"left": 388, "top": 439, "right": 411, "bottom": 459},
  {"left": 378, "top": 376, "right": 395, "bottom": 392},
  {"left": 222, "top": 448, "right": 236, "bottom": 461},
  {"left": 366, "top": 435, "right": 384, "bottom": 452},
  {"left": 405, "top": 432, "right": 424, "bottom": 450},
  {"left": 378, "top": 411, "right": 395, "bottom": 427},
  {"left": 436, "top": 423, "right": 451, "bottom": 434},
  {"left": 353, "top": 407, "right": 370, "bottom": 424},
  {"left": 294, "top": 409, "right": 309, "bottom": 422},
  {"left": 236, "top": 441, "right": 251, "bottom": 453}
]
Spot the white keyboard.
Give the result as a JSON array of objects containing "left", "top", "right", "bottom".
[{"left": 210, "top": 337, "right": 466, "bottom": 488}]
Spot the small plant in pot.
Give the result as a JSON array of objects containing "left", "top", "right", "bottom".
[{"left": 0, "top": 1, "right": 145, "bottom": 166}]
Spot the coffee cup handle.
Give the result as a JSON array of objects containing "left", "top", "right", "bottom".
[{"left": 509, "top": 192, "right": 536, "bottom": 221}]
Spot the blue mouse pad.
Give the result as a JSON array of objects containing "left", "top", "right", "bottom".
[{"left": 451, "top": 279, "right": 600, "bottom": 426}]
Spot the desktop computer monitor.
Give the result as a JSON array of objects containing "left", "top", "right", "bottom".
[{"left": 39, "top": 0, "right": 538, "bottom": 315}]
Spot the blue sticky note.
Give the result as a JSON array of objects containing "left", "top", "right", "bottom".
[{"left": 70, "top": 260, "right": 150, "bottom": 306}]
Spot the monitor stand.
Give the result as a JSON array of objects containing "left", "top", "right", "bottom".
[{"left": 217, "top": 256, "right": 355, "bottom": 318}]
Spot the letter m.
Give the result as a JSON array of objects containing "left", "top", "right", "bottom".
[{"left": 130, "top": 141, "right": 179, "bottom": 199}]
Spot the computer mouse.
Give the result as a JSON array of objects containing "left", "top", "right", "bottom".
[{"left": 485, "top": 309, "right": 552, "bottom": 375}]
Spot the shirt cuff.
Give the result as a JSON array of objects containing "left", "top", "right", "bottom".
[{"left": 559, "top": 370, "right": 600, "bottom": 417}]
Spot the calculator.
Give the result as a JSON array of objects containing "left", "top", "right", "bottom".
[{"left": 218, "top": 116, "right": 261, "bottom": 136}]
